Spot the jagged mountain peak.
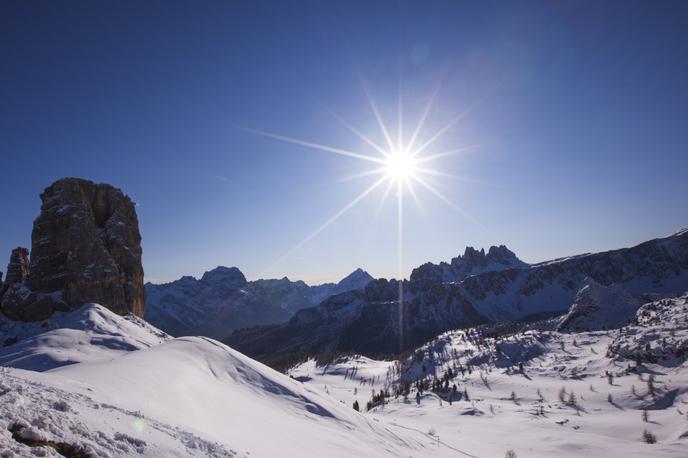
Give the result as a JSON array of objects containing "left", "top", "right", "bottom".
[
  {"left": 410, "top": 243, "right": 528, "bottom": 284},
  {"left": 452, "top": 244, "right": 524, "bottom": 267}
]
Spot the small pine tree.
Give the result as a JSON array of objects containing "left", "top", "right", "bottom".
[
  {"left": 568, "top": 391, "right": 576, "bottom": 406},
  {"left": 642, "top": 429, "right": 657, "bottom": 444},
  {"left": 464, "top": 387, "right": 469, "bottom": 402},
  {"left": 505, "top": 450, "right": 517, "bottom": 458},
  {"left": 510, "top": 391, "right": 516, "bottom": 401},
  {"left": 558, "top": 387, "right": 566, "bottom": 403},
  {"left": 642, "top": 409, "right": 649, "bottom": 422},
  {"left": 607, "top": 393, "right": 613, "bottom": 404},
  {"left": 647, "top": 375, "right": 655, "bottom": 396},
  {"left": 353, "top": 400, "right": 360, "bottom": 412}
]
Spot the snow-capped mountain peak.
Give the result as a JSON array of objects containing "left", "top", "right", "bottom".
[{"left": 200, "top": 266, "right": 248, "bottom": 288}]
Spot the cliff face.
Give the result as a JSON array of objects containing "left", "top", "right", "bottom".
[
  {"left": 4, "top": 248, "right": 30, "bottom": 287},
  {"left": 1, "top": 178, "right": 146, "bottom": 321}
]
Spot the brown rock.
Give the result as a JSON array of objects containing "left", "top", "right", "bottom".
[
  {"left": 1, "top": 283, "right": 68, "bottom": 321},
  {"left": 28, "top": 178, "right": 146, "bottom": 317},
  {"left": 4, "top": 247, "right": 30, "bottom": 285}
]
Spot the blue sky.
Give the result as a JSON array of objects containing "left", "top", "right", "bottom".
[{"left": 1, "top": 1, "right": 687, "bottom": 284}]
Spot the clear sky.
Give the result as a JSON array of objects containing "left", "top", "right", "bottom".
[{"left": 2, "top": 1, "right": 687, "bottom": 284}]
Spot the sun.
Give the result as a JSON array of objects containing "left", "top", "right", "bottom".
[
  {"left": 244, "top": 81, "right": 487, "bottom": 352},
  {"left": 241, "top": 81, "right": 484, "bottom": 283},
  {"left": 383, "top": 150, "right": 417, "bottom": 181}
]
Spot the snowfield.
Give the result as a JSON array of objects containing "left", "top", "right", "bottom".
[
  {"left": 0, "top": 305, "right": 441, "bottom": 457},
  {"left": 1, "top": 297, "right": 687, "bottom": 457},
  {"left": 290, "top": 296, "right": 688, "bottom": 457}
]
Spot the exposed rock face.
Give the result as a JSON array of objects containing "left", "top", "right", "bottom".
[
  {"left": 1, "top": 178, "right": 146, "bottom": 321},
  {"left": 4, "top": 247, "right": 30, "bottom": 286},
  {"left": 410, "top": 245, "right": 528, "bottom": 286},
  {"left": 32, "top": 178, "right": 146, "bottom": 316}
]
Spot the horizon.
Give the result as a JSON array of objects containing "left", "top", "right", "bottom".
[
  {"left": 147, "top": 226, "right": 687, "bottom": 286},
  {"left": 2, "top": 1, "right": 688, "bottom": 285}
]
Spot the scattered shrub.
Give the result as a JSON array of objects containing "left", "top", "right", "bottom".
[{"left": 642, "top": 429, "right": 657, "bottom": 444}]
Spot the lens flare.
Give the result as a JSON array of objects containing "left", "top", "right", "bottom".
[{"left": 243, "top": 78, "right": 492, "bottom": 352}]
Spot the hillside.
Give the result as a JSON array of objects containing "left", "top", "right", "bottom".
[{"left": 288, "top": 295, "right": 688, "bottom": 457}]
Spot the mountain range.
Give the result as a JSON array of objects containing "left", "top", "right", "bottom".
[
  {"left": 226, "top": 229, "right": 688, "bottom": 365},
  {"left": 144, "top": 266, "right": 374, "bottom": 338}
]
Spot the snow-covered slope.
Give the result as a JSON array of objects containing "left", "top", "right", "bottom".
[
  {"left": 2, "top": 291, "right": 687, "bottom": 456},
  {"left": 558, "top": 278, "right": 641, "bottom": 332},
  {"left": 610, "top": 294, "right": 688, "bottom": 366},
  {"left": 0, "top": 303, "right": 169, "bottom": 371},
  {"left": 1, "top": 336, "right": 439, "bottom": 457},
  {"left": 289, "top": 309, "right": 688, "bottom": 457}
]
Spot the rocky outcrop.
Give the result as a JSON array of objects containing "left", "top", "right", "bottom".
[
  {"left": 1, "top": 178, "right": 146, "bottom": 321},
  {"left": 410, "top": 245, "right": 528, "bottom": 286},
  {"left": 4, "top": 247, "right": 30, "bottom": 286},
  {"left": 558, "top": 278, "right": 641, "bottom": 332}
]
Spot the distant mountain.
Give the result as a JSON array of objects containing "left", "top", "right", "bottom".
[
  {"left": 227, "top": 231, "right": 688, "bottom": 365},
  {"left": 410, "top": 245, "right": 528, "bottom": 284},
  {"left": 145, "top": 266, "right": 373, "bottom": 338}
]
